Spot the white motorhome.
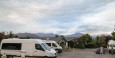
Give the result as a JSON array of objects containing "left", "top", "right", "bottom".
[
  {"left": 108, "top": 40, "right": 115, "bottom": 53},
  {"left": 43, "top": 40, "right": 63, "bottom": 53},
  {"left": 0, "top": 39, "right": 57, "bottom": 58}
]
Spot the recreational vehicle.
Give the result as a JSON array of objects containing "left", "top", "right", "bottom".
[
  {"left": 108, "top": 40, "right": 115, "bottom": 53},
  {"left": 0, "top": 39, "right": 57, "bottom": 58}
]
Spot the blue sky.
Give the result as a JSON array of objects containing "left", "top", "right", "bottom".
[{"left": 0, "top": 0, "right": 115, "bottom": 35}]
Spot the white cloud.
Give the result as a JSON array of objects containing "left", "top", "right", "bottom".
[{"left": 78, "top": 2, "right": 115, "bottom": 35}]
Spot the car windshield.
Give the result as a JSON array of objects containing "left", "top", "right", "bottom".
[{"left": 41, "top": 43, "right": 51, "bottom": 50}]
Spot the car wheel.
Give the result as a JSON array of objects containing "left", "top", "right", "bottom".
[
  {"left": 6, "top": 55, "right": 13, "bottom": 58},
  {"left": 53, "top": 57, "right": 57, "bottom": 58},
  {"left": 43, "top": 56, "right": 48, "bottom": 58}
]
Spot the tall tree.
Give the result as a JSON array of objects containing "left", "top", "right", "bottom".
[
  {"left": 55, "top": 35, "right": 59, "bottom": 38},
  {"left": 8, "top": 31, "right": 14, "bottom": 38},
  {"left": 6, "top": 31, "right": 17, "bottom": 38},
  {"left": 60, "top": 35, "right": 66, "bottom": 41},
  {"left": 0, "top": 32, "right": 6, "bottom": 42},
  {"left": 95, "top": 35, "right": 112, "bottom": 47},
  {"left": 111, "top": 32, "right": 115, "bottom": 40},
  {"left": 80, "top": 34, "right": 92, "bottom": 46}
]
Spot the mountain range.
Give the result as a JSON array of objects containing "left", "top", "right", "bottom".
[
  {"left": 16, "top": 33, "right": 83, "bottom": 38},
  {"left": 36, "top": 33, "right": 56, "bottom": 37},
  {"left": 17, "top": 33, "right": 39, "bottom": 38},
  {"left": 66, "top": 33, "right": 83, "bottom": 37}
]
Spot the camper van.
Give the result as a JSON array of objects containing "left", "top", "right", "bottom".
[
  {"left": 43, "top": 40, "right": 63, "bottom": 53},
  {"left": 0, "top": 39, "right": 57, "bottom": 58},
  {"left": 108, "top": 40, "right": 115, "bottom": 53}
]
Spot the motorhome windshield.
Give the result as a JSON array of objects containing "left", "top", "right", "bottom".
[{"left": 41, "top": 43, "right": 51, "bottom": 50}]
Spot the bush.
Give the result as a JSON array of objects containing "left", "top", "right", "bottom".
[
  {"left": 85, "top": 43, "right": 97, "bottom": 48},
  {"left": 76, "top": 43, "right": 85, "bottom": 49},
  {"left": 101, "top": 44, "right": 107, "bottom": 48}
]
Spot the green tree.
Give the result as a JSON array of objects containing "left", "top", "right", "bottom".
[
  {"left": 8, "top": 31, "right": 14, "bottom": 38},
  {"left": 5, "top": 31, "right": 18, "bottom": 38},
  {"left": 60, "top": 35, "right": 67, "bottom": 41},
  {"left": 111, "top": 32, "right": 115, "bottom": 40},
  {"left": 0, "top": 32, "right": 6, "bottom": 42},
  {"left": 80, "top": 34, "right": 92, "bottom": 47},
  {"left": 76, "top": 38, "right": 85, "bottom": 48},
  {"left": 95, "top": 36, "right": 100, "bottom": 47},
  {"left": 95, "top": 35, "right": 112, "bottom": 47},
  {"left": 55, "top": 35, "right": 59, "bottom": 38}
]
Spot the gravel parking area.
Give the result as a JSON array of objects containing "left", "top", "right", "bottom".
[
  {"left": 2, "top": 49, "right": 115, "bottom": 58},
  {"left": 57, "top": 49, "right": 115, "bottom": 58}
]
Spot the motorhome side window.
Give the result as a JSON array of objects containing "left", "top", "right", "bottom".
[
  {"left": 35, "top": 44, "right": 44, "bottom": 51},
  {"left": 2, "top": 43, "right": 21, "bottom": 50}
]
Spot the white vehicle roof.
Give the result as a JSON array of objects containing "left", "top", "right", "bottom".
[
  {"left": 108, "top": 40, "right": 115, "bottom": 44},
  {"left": 43, "top": 40, "right": 57, "bottom": 43},
  {"left": 1, "top": 39, "right": 44, "bottom": 44}
]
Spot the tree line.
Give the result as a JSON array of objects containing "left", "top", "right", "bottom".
[
  {"left": 1, "top": 31, "right": 115, "bottom": 49},
  {"left": 68, "top": 32, "right": 115, "bottom": 49},
  {"left": 0, "top": 31, "right": 18, "bottom": 42}
]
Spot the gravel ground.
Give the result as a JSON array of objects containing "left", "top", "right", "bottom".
[
  {"left": 57, "top": 49, "right": 115, "bottom": 58},
  {"left": 2, "top": 49, "right": 115, "bottom": 58}
]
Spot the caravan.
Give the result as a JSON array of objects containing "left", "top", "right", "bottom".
[{"left": 0, "top": 39, "right": 57, "bottom": 58}]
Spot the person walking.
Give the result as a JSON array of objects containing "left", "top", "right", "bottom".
[{"left": 100, "top": 46, "right": 104, "bottom": 54}]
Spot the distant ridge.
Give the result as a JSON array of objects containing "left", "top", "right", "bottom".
[
  {"left": 17, "top": 33, "right": 39, "bottom": 38},
  {"left": 36, "top": 33, "right": 57, "bottom": 37},
  {"left": 36, "top": 33, "right": 83, "bottom": 37},
  {"left": 66, "top": 33, "right": 83, "bottom": 37},
  {"left": 16, "top": 32, "right": 83, "bottom": 38}
]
